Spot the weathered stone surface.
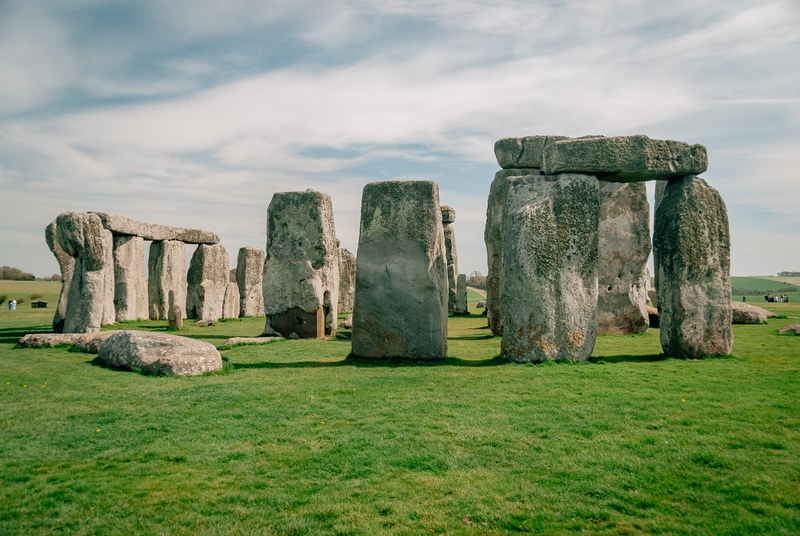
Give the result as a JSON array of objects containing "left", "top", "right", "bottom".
[
  {"left": 443, "top": 223, "right": 458, "bottom": 313},
  {"left": 18, "top": 331, "right": 115, "bottom": 353},
  {"left": 45, "top": 221, "right": 75, "bottom": 333},
  {"left": 147, "top": 240, "right": 187, "bottom": 320},
  {"left": 352, "top": 181, "right": 448, "bottom": 359},
  {"left": 440, "top": 205, "right": 456, "bottom": 224},
  {"left": 262, "top": 190, "right": 339, "bottom": 338},
  {"left": 90, "top": 212, "right": 219, "bottom": 244},
  {"left": 597, "top": 182, "right": 651, "bottom": 334},
  {"left": 168, "top": 302, "right": 183, "bottom": 330},
  {"left": 98, "top": 331, "right": 222, "bottom": 375},
  {"left": 476, "top": 300, "right": 486, "bottom": 308},
  {"left": 542, "top": 135, "right": 708, "bottom": 182},
  {"left": 731, "top": 302, "right": 774, "bottom": 324},
  {"left": 112, "top": 235, "right": 149, "bottom": 322},
  {"left": 648, "top": 289, "right": 658, "bottom": 307},
  {"left": 654, "top": 176, "right": 732, "bottom": 358},
  {"left": 222, "top": 282, "right": 240, "bottom": 320},
  {"left": 56, "top": 212, "right": 115, "bottom": 333},
  {"left": 338, "top": 313, "right": 353, "bottom": 329},
  {"left": 494, "top": 136, "right": 569, "bottom": 169},
  {"left": 646, "top": 305, "right": 659, "bottom": 328},
  {"left": 236, "top": 247, "right": 265, "bottom": 317},
  {"left": 485, "top": 169, "right": 541, "bottom": 336},
  {"left": 454, "top": 273, "right": 468, "bottom": 315},
  {"left": 338, "top": 248, "right": 356, "bottom": 312},
  {"left": 224, "top": 336, "right": 281, "bottom": 346},
  {"left": 447, "top": 263, "right": 457, "bottom": 314},
  {"left": 186, "top": 243, "right": 229, "bottom": 322},
  {"left": 500, "top": 174, "right": 599, "bottom": 362},
  {"left": 779, "top": 324, "right": 800, "bottom": 334}
]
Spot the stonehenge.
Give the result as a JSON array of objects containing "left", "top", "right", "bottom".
[
  {"left": 186, "top": 243, "right": 230, "bottom": 322},
  {"left": 262, "top": 190, "right": 339, "bottom": 339},
  {"left": 441, "top": 205, "right": 458, "bottom": 313},
  {"left": 338, "top": 248, "right": 356, "bottom": 312},
  {"left": 112, "top": 235, "right": 149, "bottom": 322},
  {"left": 236, "top": 247, "right": 265, "bottom": 317},
  {"left": 148, "top": 240, "right": 187, "bottom": 321},
  {"left": 222, "top": 282, "right": 240, "bottom": 320},
  {"left": 454, "top": 273, "right": 468, "bottom": 316},
  {"left": 352, "top": 181, "right": 448, "bottom": 359},
  {"left": 45, "top": 220, "right": 75, "bottom": 333}
]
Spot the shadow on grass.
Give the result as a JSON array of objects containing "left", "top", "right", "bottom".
[
  {"left": 588, "top": 354, "right": 668, "bottom": 364},
  {"left": 232, "top": 354, "right": 510, "bottom": 370},
  {"left": 0, "top": 325, "right": 54, "bottom": 345},
  {"left": 448, "top": 334, "right": 496, "bottom": 341}
]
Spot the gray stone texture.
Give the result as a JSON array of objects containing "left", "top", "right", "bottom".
[
  {"left": 352, "top": 181, "right": 448, "bottom": 359},
  {"left": 236, "top": 247, "right": 265, "bottom": 317},
  {"left": 779, "top": 324, "right": 800, "bottom": 334},
  {"left": 494, "top": 135, "right": 569, "bottom": 169},
  {"left": 654, "top": 176, "right": 733, "bottom": 358},
  {"left": 485, "top": 168, "right": 541, "bottom": 336},
  {"left": 186, "top": 243, "right": 230, "bottom": 322},
  {"left": 56, "top": 212, "right": 115, "bottom": 333},
  {"left": 731, "top": 302, "right": 774, "bottom": 324},
  {"left": 597, "top": 182, "right": 651, "bottom": 335},
  {"left": 112, "top": 235, "right": 149, "bottom": 322},
  {"left": 442, "top": 206, "right": 458, "bottom": 313},
  {"left": 168, "top": 302, "right": 183, "bottom": 330},
  {"left": 18, "top": 332, "right": 115, "bottom": 353},
  {"left": 441, "top": 205, "right": 456, "bottom": 224},
  {"left": 500, "top": 174, "right": 600, "bottom": 363},
  {"left": 90, "top": 212, "right": 219, "bottom": 244},
  {"left": 147, "top": 240, "right": 187, "bottom": 320},
  {"left": 45, "top": 220, "right": 75, "bottom": 333},
  {"left": 97, "top": 331, "right": 222, "bottom": 376},
  {"left": 542, "top": 135, "right": 708, "bottom": 182},
  {"left": 222, "top": 282, "right": 240, "bottom": 320},
  {"left": 454, "top": 273, "right": 468, "bottom": 315},
  {"left": 262, "top": 190, "right": 339, "bottom": 338},
  {"left": 338, "top": 247, "right": 356, "bottom": 312}
]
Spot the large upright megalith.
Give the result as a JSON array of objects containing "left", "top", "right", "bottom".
[
  {"left": 597, "top": 182, "right": 650, "bottom": 334},
  {"left": 222, "top": 282, "right": 240, "bottom": 320},
  {"left": 454, "top": 273, "right": 468, "bottom": 315},
  {"left": 262, "top": 190, "right": 339, "bottom": 338},
  {"left": 112, "top": 235, "right": 149, "bottom": 322},
  {"left": 338, "top": 247, "right": 356, "bottom": 312},
  {"left": 352, "top": 181, "right": 448, "bottom": 359},
  {"left": 500, "top": 174, "right": 600, "bottom": 362},
  {"left": 56, "top": 212, "right": 115, "bottom": 333},
  {"left": 441, "top": 205, "right": 458, "bottom": 313},
  {"left": 148, "top": 240, "right": 187, "bottom": 320},
  {"left": 45, "top": 220, "right": 75, "bottom": 333},
  {"left": 654, "top": 175, "right": 732, "bottom": 358},
  {"left": 236, "top": 246, "right": 265, "bottom": 317},
  {"left": 186, "top": 243, "right": 230, "bottom": 323}
]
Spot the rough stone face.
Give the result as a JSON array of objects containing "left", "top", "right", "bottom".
[
  {"left": 45, "top": 220, "right": 75, "bottom": 333},
  {"left": 112, "top": 235, "right": 149, "bottom": 322},
  {"left": 339, "top": 313, "right": 353, "bottom": 329},
  {"left": 224, "top": 337, "right": 281, "bottom": 346},
  {"left": 90, "top": 212, "right": 219, "bottom": 244},
  {"left": 454, "top": 273, "right": 468, "bottom": 315},
  {"left": 443, "top": 219, "right": 458, "bottom": 313},
  {"left": 148, "top": 240, "right": 187, "bottom": 320},
  {"left": 186, "top": 244, "right": 230, "bottom": 322},
  {"left": 222, "top": 282, "right": 240, "bottom": 320},
  {"left": 542, "top": 135, "right": 708, "bottom": 182},
  {"left": 779, "top": 324, "right": 800, "bottom": 334},
  {"left": 500, "top": 174, "right": 600, "bottom": 362},
  {"left": 441, "top": 205, "right": 456, "bottom": 224},
  {"left": 236, "top": 247, "right": 265, "bottom": 317},
  {"left": 97, "top": 331, "right": 222, "bottom": 375},
  {"left": 648, "top": 289, "right": 659, "bottom": 307},
  {"left": 485, "top": 168, "right": 541, "bottom": 336},
  {"left": 262, "top": 190, "right": 339, "bottom": 338},
  {"left": 168, "top": 302, "right": 183, "bottom": 330},
  {"left": 338, "top": 248, "right": 356, "bottom": 312},
  {"left": 731, "top": 302, "right": 774, "bottom": 324},
  {"left": 352, "top": 181, "right": 448, "bottom": 359},
  {"left": 597, "top": 182, "right": 651, "bottom": 335},
  {"left": 654, "top": 176, "right": 732, "bottom": 358},
  {"left": 477, "top": 300, "right": 486, "bottom": 308},
  {"left": 18, "top": 331, "right": 115, "bottom": 353},
  {"left": 494, "top": 135, "right": 569, "bottom": 169},
  {"left": 56, "top": 212, "right": 115, "bottom": 333}
]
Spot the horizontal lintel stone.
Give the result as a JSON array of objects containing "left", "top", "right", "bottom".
[{"left": 90, "top": 212, "right": 219, "bottom": 244}]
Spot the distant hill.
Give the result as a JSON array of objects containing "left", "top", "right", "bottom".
[{"left": 730, "top": 276, "right": 799, "bottom": 296}]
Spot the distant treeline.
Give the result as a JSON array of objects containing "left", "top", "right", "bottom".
[
  {"left": 778, "top": 271, "right": 800, "bottom": 277},
  {"left": 732, "top": 286, "right": 797, "bottom": 296},
  {"left": 0, "top": 266, "right": 61, "bottom": 281},
  {"left": 467, "top": 271, "right": 487, "bottom": 290}
]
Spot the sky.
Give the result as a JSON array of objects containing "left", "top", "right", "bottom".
[{"left": 1, "top": 0, "right": 798, "bottom": 278}]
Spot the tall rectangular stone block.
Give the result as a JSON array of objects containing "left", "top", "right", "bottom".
[
  {"left": 352, "top": 181, "right": 448, "bottom": 359},
  {"left": 186, "top": 243, "right": 229, "bottom": 322},
  {"left": 454, "top": 273, "right": 468, "bottom": 315},
  {"left": 45, "top": 220, "right": 75, "bottom": 333},
  {"left": 113, "top": 235, "right": 149, "bottom": 322},
  {"left": 338, "top": 247, "right": 356, "bottom": 312},
  {"left": 148, "top": 240, "right": 187, "bottom": 320},
  {"left": 236, "top": 246, "right": 265, "bottom": 317}
]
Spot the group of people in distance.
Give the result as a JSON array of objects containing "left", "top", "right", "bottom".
[{"left": 764, "top": 293, "right": 789, "bottom": 303}]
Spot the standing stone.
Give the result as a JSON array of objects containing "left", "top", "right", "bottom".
[
  {"left": 500, "top": 174, "right": 600, "bottom": 362},
  {"left": 454, "top": 273, "right": 468, "bottom": 315},
  {"left": 654, "top": 175, "right": 732, "bottom": 358},
  {"left": 262, "top": 190, "right": 339, "bottom": 338},
  {"left": 186, "top": 243, "right": 230, "bottom": 323},
  {"left": 148, "top": 240, "right": 187, "bottom": 320},
  {"left": 441, "top": 205, "right": 458, "bottom": 313},
  {"left": 112, "top": 235, "right": 149, "bottom": 322},
  {"left": 653, "top": 179, "right": 668, "bottom": 292},
  {"left": 338, "top": 247, "right": 356, "bottom": 312},
  {"left": 236, "top": 247, "right": 265, "bottom": 317},
  {"left": 56, "top": 212, "right": 114, "bottom": 333},
  {"left": 222, "top": 282, "right": 240, "bottom": 320},
  {"left": 597, "top": 182, "right": 651, "bottom": 334},
  {"left": 168, "top": 290, "right": 183, "bottom": 330},
  {"left": 352, "top": 181, "right": 448, "bottom": 359},
  {"left": 485, "top": 168, "right": 541, "bottom": 336},
  {"left": 45, "top": 221, "right": 75, "bottom": 333}
]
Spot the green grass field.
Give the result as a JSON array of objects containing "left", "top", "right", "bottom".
[
  {"left": 729, "top": 276, "right": 800, "bottom": 302},
  {"left": 1, "top": 281, "right": 799, "bottom": 534}
]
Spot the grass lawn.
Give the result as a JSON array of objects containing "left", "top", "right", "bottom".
[{"left": 1, "top": 282, "right": 798, "bottom": 534}]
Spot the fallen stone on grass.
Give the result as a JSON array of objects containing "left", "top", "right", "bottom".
[
  {"left": 97, "top": 331, "right": 222, "bottom": 375},
  {"left": 778, "top": 324, "right": 800, "bottom": 335},
  {"left": 195, "top": 319, "right": 216, "bottom": 327},
  {"left": 223, "top": 337, "right": 282, "bottom": 346},
  {"left": 338, "top": 313, "right": 353, "bottom": 329},
  {"left": 18, "top": 332, "right": 116, "bottom": 353},
  {"left": 731, "top": 302, "right": 775, "bottom": 324},
  {"left": 476, "top": 300, "right": 486, "bottom": 309}
]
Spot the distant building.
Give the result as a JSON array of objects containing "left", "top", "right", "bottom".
[{"left": 30, "top": 300, "right": 48, "bottom": 308}]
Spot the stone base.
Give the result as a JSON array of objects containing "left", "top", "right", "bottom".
[{"left": 267, "top": 307, "right": 326, "bottom": 339}]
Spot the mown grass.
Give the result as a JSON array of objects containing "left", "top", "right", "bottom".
[{"left": 1, "top": 283, "right": 798, "bottom": 534}]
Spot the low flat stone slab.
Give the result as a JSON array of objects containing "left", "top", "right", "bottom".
[
  {"left": 97, "top": 331, "right": 222, "bottom": 375},
  {"left": 779, "top": 324, "right": 800, "bottom": 334},
  {"left": 223, "top": 337, "right": 282, "bottom": 346},
  {"left": 731, "top": 302, "right": 775, "bottom": 324},
  {"left": 542, "top": 135, "right": 708, "bottom": 181},
  {"left": 91, "top": 212, "right": 219, "bottom": 244},
  {"left": 494, "top": 135, "right": 569, "bottom": 169},
  {"left": 18, "top": 332, "right": 116, "bottom": 353}
]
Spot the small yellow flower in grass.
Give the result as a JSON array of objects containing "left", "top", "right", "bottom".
[
  {"left": 682, "top": 398, "right": 686, "bottom": 402},
  {"left": 5, "top": 381, "right": 9, "bottom": 385},
  {"left": 90, "top": 507, "right": 94, "bottom": 511},
  {"left": 23, "top": 384, "right": 27, "bottom": 388},
  {"left": 95, "top": 429, "right": 101, "bottom": 433},
  {"left": 320, "top": 421, "right": 325, "bottom": 424}
]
